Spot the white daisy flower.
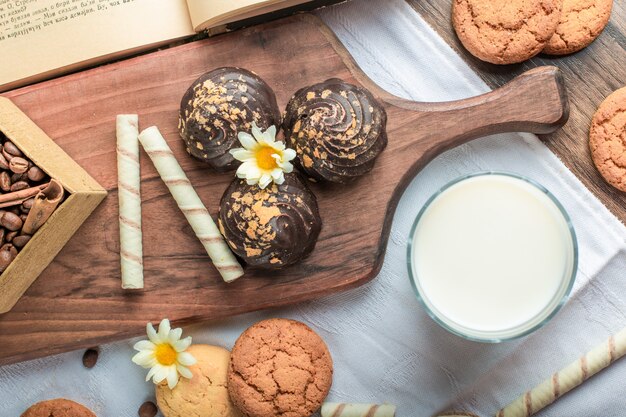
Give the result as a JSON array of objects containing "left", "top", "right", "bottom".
[
  {"left": 131, "top": 318, "right": 196, "bottom": 389},
  {"left": 229, "top": 123, "right": 296, "bottom": 189}
]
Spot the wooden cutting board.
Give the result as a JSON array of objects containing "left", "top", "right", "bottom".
[{"left": 0, "top": 14, "right": 568, "bottom": 365}]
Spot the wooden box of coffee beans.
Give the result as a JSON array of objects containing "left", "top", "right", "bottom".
[{"left": 0, "top": 98, "right": 107, "bottom": 314}]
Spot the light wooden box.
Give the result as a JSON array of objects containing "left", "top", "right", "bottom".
[{"left": 0, "top": 98, "right": 107, "bottom": 313}]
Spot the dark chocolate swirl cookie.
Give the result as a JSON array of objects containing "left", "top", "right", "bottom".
[
  {"left": 218, "top": 173, "right": 321, "bottom": 268},
  {"left": 283, "top": 78, "right": 387, "bottom": 183},
  {"left": 179, "top": 67, "right": 281, "bottom": 171}
]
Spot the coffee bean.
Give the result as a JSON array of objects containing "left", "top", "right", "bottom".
[
  {"left": 11, "top": 172, "right": 26, "bottom": 183},
  {"left": 3, "top": 141, "right": 22, "bottom": 157},
  {"left": 1, "top": 243, "right": 17, "bottom": 257},
  {"left": 1, "top": 212, "right": 22, "bottom": 231},
  {"left": 82, "top": 347, "right": 99, "bottom": 369},
  {"left": 27, "top": 166, "right": 45, "bottom": 182},
  {"left": 19, "top": 213, "right": 27, "bottom": 223},
  {"left": 19, "top": 204, "right": 30, "bottom": 214},
  {"left": 0, "top": 244, "right": 15, "bottom": 273},
  {"left": 0, "top": 171, "right": 10, "bottom": 192},
  {"left": 12, "top": 234, "right": 29, "bottom": 248},
  {"left": 22, "top": 198, "right": 34, "bottom": 210},
  {"left": 138, "top": 401, "right": 158, "bottom": 417},
  {"left": 10, "top": 180, "right": 29, "bottom": 192},
  {"left": 5, "top": 231, "right": 17, "bottom": 242},
  {"left": 0, "top": 229, "right": 5, "bottom": 246},
  {"left": 9, "top": 157, "right": 29, "bottom": 174},
  {"left": 0, "top": 154, "right": 9, "bottom": 170}
]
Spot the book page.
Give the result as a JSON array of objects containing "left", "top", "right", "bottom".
[
  {"left": 186, "top": 0, "right": 309, "bottom": 31},
  {"left": 0, "top": 0, "right": 194, "bottom": 90}
]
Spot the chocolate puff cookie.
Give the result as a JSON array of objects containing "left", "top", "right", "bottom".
[
  {"left": 179, "top": 67, "right": 281, "bottom": 171},
  {"left": 218, "top": 173, "right": 321, "bottom": 268},
  {"left": 283, "top": 79, "right": 387, "bottom": 183}
]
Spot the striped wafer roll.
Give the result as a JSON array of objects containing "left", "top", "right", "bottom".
[
  {"left": 321, "top": 403, "right": 396, "bottom": 417},
  {"left": 497, "top": 326, "right": 626, "bottom": 417},
  {"left": 138, "top": 126, "right": 244, "bottom": 283},
  {"left": 117, "top": 114, "right": 144, "bottom": 289}
]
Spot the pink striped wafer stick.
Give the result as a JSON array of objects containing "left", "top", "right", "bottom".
[
  {"left": 138, "top": 126, "right": 244, "bottom": 283},
  {"left": 497, "top": 326, "right": 626, "bottom": 417}
]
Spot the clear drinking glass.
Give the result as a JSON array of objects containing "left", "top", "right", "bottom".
[{"left": 407, "top": 172, "right": 578, "bottom": 343}]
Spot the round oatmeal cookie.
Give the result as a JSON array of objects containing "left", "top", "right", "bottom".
[
  {"left": 452, "top": 0, "right": 563, "bottom": 64},
  {"left": 156, "top": 345, "right": 242, "bottom": 417},
  {"left": 543, "top": 0, "right": 613, "bottom": 55},
  {"left": 21, "top": 399, "right": 96, "bottom": 417},
  {"left": 228, "top": 318, "right": 333, "bottom": 417},
  {"left": 589, "top": 86, "right": 626, "bottom": 192}
]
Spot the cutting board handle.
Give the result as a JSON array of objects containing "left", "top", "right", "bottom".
[{"left": 380, "top": 66, "right": 569, "bottom": 161}]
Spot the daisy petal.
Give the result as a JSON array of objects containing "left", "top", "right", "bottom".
[
  {"left": 282, "top": 161, "right": 293, "bottom": 173},
  {"left": 177, "top": 364, "right": 193, "bottom": 379},
  {"left": 273, "top": 173, "right": 285, "bottom": 185},
  {"left": 230, "top": 149, "right": 254, "bottom": 161},
  {"left": 259, "top": 173, "right": 272, "bottom": 189},
  {"left": 251, "top": 123, "right": 263, "bottom": 141},
  {"left": 133, "top": 340, "right": 155, "bottom": 352},
  {"left": 157, "top": 319, "right": 171, "bottom": 340},
  {"left": 166, "top": 365, "right": 179, "bottom": 389},
  {"left": 237, "top": 132, "right": 257, "bottom": 149},
  {"left": 132, "top": 350, "right": 155, "bottom": 367},
  {"left": 168, "top": 327, "right": 183, "bottom": 343},
  {"left": 146, "top": 323, "right": 160, "bottom": 344},
  {"left": 271, "top": 168, "right": 283, "bottom": 180},
  {"left": 264, "top": 125, "right": 277, "bottom": 142},
  {"left": 145, "top": 366, "right": 159, "bottom": 382},
  {"left": 154, "top": 365, "right": 169, "bottom": 384},
  {"left": 177, "top": 351, "right": 197, "bottom": 366},
  {"left": 173, "top": 336, "right": 192, "bottom": 352},
  {"left": 283, "top": 148, "right": 296, "bottom": 161}
]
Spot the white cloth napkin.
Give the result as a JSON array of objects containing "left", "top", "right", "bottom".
[{"left": 2, "top": 1, "right": 625, "bottom": 416}]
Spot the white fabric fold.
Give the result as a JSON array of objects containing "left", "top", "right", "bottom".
[{"left": 1, "top": 1, "right": 625, "bottom": 416}]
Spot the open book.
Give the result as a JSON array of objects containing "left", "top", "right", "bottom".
[{"left": 0, "top": 0, "right": 340, "bottom": 92}]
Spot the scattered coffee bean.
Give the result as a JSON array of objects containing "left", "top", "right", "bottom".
[
  {"left": 3, "top": 141, "right": 22, "bottom": 157},
  {"left": 1, "top": 212, "right": 22, "bottom": 231},
  {"left": 5, "top": 231, "right": 17, "bottom": 242},
  {"left": 0, "top": 154, "right": 9, "bottom": 170},
  {"left": 12, "top": 234, "right": 30, "bottom": 248},
  {"left": 10, "top": 180, "right": 29, "bottom": 192},
  {"left": 138, "top": 401, "right": 158, "bottom": 417},
  {"left": 0, "top": 229, "right": 5, "bottom": 246},
  {"left": 27, "top": 166, "right": 45, "bottom": 182},
  {"left": 19, "top": 213, "right": 27, "bottom": 223},
  {"left": 82, "top": 347, "right": 100, "bottom": 369},
  {"left": 9, "top": 157, "right": 29, "bottom": 174},
  {"left": 0, "top": 171, "right": 10, "bottom": 192}
]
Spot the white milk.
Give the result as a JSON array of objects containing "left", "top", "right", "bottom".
[{"left": 410, "top": 174, "right": 576, "bottom": 339}]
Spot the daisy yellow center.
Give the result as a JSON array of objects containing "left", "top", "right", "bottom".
[
  {"left": 255, "top": 146, "right": 279, "bottom": 170},
  {"left": 155, "top": 343, "right": 177, "bottom": 366}
]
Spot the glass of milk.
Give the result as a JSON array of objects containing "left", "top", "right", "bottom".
[{"left": 408, "top": 172, "right": 577, "bottom": 342}]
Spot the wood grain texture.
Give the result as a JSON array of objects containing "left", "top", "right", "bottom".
[
  {"left": 0, "top": 14, "right": 568, "bottom": 365},
  {"left": 407, "top": 0, "right": 626, "bottom": 224}
]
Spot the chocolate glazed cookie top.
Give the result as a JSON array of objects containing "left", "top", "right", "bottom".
[
  {"left": 283, "top": 78, "right": 387, "bottom": 183},
  {"left": 218, "top": 173, "right": 321, "bottom": 268},
  {"left": 178, "top": 67, "right": 281, "bottom": 171}
]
